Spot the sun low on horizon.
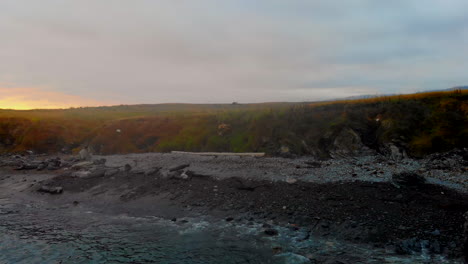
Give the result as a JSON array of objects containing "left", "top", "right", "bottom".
[{"left": 0, "top": 87, "right": 110, "bottom": 110}]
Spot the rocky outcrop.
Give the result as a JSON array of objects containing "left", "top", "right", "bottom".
[
  {"left": 382, "top": 143, "right": 408, "bottom": 162},
  {"left": 78, "top": 148, "right": 92, "bottom": 161},
  {"left": 319, "top": 127, "right": 365, "bottom": 158}
]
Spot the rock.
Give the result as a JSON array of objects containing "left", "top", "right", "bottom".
[
  {"left": 273, "top": 252, "right": 311, "bottom": 264},
  {"left": 430, "top": 229, "right": 440, "bottom": 236},
  {"left": 285, "top": 178, "right": 297, "bottom": 184},
  {"left": 78, "top": 148, "right": 92, "bottom": 161},
  {"left": 186, "top": 170, "right": 211, "bottom": 179},
  {"left": 38, "top": 186, "right": 63, "bottom": 194},
  {"left": 93, "top": 158, "right": 106, "bottom": 165},
  {"left": 392, "top": 172, "right": 426, "bottom": 187},
  {"left": 169, "top": 170, "right": 190, "bottom": 180},
  {"left": 104, "top": 168, "right": 119, "bottom": 177},
  {"left": 123, "top": 164, "right": 132, "bottom": 172},
  {"left": 264, "top": 228, "right": 279, "bottom": 236},
  {"left": 36, "top": 163, "right": 48, "bottom": 171},
  {"left": 169, "top": 164, "right": 190, "bottom": 172},
  {"left": 71, "top": 161, "right": 93, "bottom": 170},
  {"left": 395, "top": 238, "right": 421, "bottom": 255},
  {"left": 47, "top": 162, "right": 61, "bottom": 170},
  {"left": 280, "top": 146, "right": 290, "bottom": 154},
  {"left": 71, "top": 171, "right": 92, "bottom": 178},
  {"left": 179, "top": 171, "right": 189, "bottom": 179},
  {"left": 304, "top": 161, "right": 322, "bottom": 168},
  {"left": 429, "top": 240, "right": 442, "bottom": 254},
  {"left": 272, "top": 246, "right": 283, "bottom": 254},
  {"left": 89, "top": 168, "right": 106, "bottom": 178},
  {"left": 329, "top": 128, "right": 364, "bottom": 157},
  {"left": 226, "top": 217, "right": 234, "bottom": 222},
  {"left": 388, "top": 144, "right": 407, "bottom": 161},
  {"left": 15, "top": 163, "right": 38, "bottom": 170},
  {"left": 145, "top": 167, "right": 161, "bottom": 176},
  {"left": 463, "top": 211, "right": 468, "bottom": 261}
]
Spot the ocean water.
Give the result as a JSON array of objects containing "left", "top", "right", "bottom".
[{"left": 0, "top": 199, "right": 462, "bottom": 264}]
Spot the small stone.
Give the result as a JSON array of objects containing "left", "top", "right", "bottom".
[
  {"left": 286, "top": 178, "right": 297, "bottom": 184},
  {"left": 124, "top": 164, "right": 132, "bottom": 172},
  {"left": 264, "top": 228, "right": 278, "bottom": 236}
]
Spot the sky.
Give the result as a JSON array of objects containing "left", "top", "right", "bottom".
[{"left": 1, "top": 0, "right": 468, "bottom": 109}]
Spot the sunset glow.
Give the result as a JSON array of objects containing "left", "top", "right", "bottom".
[{"left": 0, "top": 87, "right": 109, "bottom": 110}]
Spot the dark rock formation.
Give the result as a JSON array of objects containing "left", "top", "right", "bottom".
[{"left": 392, "top": 172, "right": 426, "bottom": 187}]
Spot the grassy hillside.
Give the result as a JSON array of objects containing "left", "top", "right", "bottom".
[{"left": 0, "top": 90, "right": 467, "bottom": 158}]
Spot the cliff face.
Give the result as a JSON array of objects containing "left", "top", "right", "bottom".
[{"left": 0, "top": 91, "right": 467, "bottom": 158}]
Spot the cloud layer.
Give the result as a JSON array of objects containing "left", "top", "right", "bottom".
[{"left": 1, "top": 0, "right": 468, "bottom": 108}]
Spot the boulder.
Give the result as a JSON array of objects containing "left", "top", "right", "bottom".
[
  {"left": 78, "top": 148, "right": 92, "bottom": 161},
  {"left": 321, "top": 128, "right": 364, "bottom": 158},
  {"left": 392, "top": 172, "right": 426, "bottom": 187},
  {"left": 388, "top": 144, "right": 407, "bottom": 161},
  {"left": 38, "top": 186, "right": 63, "bottom": 194}
]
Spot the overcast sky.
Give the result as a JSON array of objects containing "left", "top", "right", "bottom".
[{"left": 1, "top": 0, "right": 468, "bottom": 109}]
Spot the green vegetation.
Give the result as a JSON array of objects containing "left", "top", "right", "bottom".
[{"left": 0, "top": 90, "right": 467, "bottom": 157}]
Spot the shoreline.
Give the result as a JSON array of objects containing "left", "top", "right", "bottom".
[{"left": 1, "top": 151, "right": 467, "bottom": 262}]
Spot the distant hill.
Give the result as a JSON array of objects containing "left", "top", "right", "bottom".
[
  {"left": 0, "top": 89, "right": 467, "bottom": 158},
  {"left": 339, "top": 86, "right": 468, "bottom": 101}
]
